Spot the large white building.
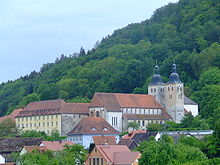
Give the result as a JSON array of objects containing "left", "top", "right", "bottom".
[{"left": 87, "top": 63, "right": 198, "bottom": 132}]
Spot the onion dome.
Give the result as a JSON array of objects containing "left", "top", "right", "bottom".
[
  {"left": 167, "top": 63, "right": 182, "bottom": 84},
  {"left": 150, "top": 64, "right": 164, "bottom": 85}
]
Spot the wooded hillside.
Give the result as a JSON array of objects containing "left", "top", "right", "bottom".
[{"left": 0, "top": 0, "right": 219, "bottom": 128}]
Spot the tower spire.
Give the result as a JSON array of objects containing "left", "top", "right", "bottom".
[
  {"left": 150, "top": 61, "right": 163, "bottom": 85},
  {"left": 168, "top": 63, "right": 182, "bottom": 84}
]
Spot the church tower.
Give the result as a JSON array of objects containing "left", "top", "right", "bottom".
[
  {"left": 164, "top": 63, "right": 184, "bottom": 123},
  {"left": 148, "top": 64, "right": 165, "bottom": 107}
]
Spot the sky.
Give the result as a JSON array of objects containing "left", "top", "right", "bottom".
[{"left": 0, "top": 0, "right": 178, "bottom": 82}]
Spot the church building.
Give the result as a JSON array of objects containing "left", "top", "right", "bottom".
[{"left": 88, "top": 63, "right": 198, "bottom": 132}]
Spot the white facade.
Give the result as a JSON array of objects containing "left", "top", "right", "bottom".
[
  {"left": 184, "top": 104, "right": 198, "bottom": 117},
  {"left": 0, "top": 154, "right": 5, "bottom": 164},
  {"left": 106, "top": 112, "right": 123, "bottom": 132},
  {"left": 67, "top": 134, "right": 120, "bottom": 149}
]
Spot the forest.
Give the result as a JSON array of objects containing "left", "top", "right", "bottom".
[{"left": 0, "top": 0, "right": 219, "bottom": 132}]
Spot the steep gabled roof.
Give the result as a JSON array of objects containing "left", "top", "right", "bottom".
[
  {"left": 184, "top": 96, "right": 198, "bottom": 105},
  {"left": 0, "top": 137, "right": 42, "bottom": 153},
  {"left": 67, "top": 116, "right": 120, "bottom": 135},
  {"left": 90, "top": 93, "right": 162, "bottom": 111},
  {"left": 95, "top": 145, "right": 140, "bottom": 164},
  {"left": 16, "top": 99, "right": 89, "bottom": 117},
  {"left": 118, "top": 139, "right": 138, "bottom": 150},
  {"left": 122, "top": 130, "right": 147, "bottom": 140},
  {"left": 96, "top": 145, "right": 130, "bottom": 163},
  {"left": 40, "top": 141, "right": 74, "bottom": 151},
  {"left": 113, "top": 151, "right": 140, "bottom": 165},
  {"left": 23, "top": 146, "right": 47, "bottom": 153}
]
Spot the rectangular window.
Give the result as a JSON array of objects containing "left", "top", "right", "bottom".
[
  {"left": 51, "top": 122, "right": 53, "bottom": 126},
  {"left": 112, "top": 117, "right": 114, "bottom": 125},
  {"left": 101, "top": 158, "right": 103, "bottom": 165},
  {"left": 97, "top": 158, "right": 100, "bottom": 165},
  {"left": 89, "top": 158, "right": 91, "bottom": 165},
  {"left": 93, "top": 158, "right": 96, "bottom": 165},
  {"left": 142, "top": 120, "right": 145, "bottom": 126},
  {"left": 34, "top": 123, "right": 36, "bottom": 127},
  {"left": 47, "top": 122, "right": 49, "bottom": 126},
  {"left": 56, "top": 121, "right": 58, "bottom": 126}
]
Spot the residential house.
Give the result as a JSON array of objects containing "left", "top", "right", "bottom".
[
  {"left": 0, "top": 137, "right": 42, "bottom": 163},
  {"left": 85, "top": 145, "right": 140, "bottom": 165},
  {"left": 39, "top": 141, "right": 74, "bottom": 151},
  {"left": 15, "top": 99, "right": 89, "bottom": 135},
  {"left": 20, "top": 146, "right": 47, "bottom": 155},
  {"left": 67, "top": 116, "right": 120, "bottom": 149},
  {"left": 118, "top": 130, "right": 148, "bottom": 150}
]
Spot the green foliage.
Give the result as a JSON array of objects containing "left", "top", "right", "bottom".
[
  {"left": 127, "top": 122, "right": 139, "bottom": 131},
  {"left": 19, "top": 144, "right": 87, "bottom": 165},
  {"left": 0, "top": 0, "right": 218, "bottom": 131},
  {"left": 137, "top": 139, "right": 208, "bottom": 165},
  {"left": 19, "top": 93, "right": 40, "bottom": 107},
  {"left": 0, "top": 118, "right": 20, "bottom": 137},
  {"left": 146, "top": 123, "right": 162, "bottom": 132},
  {"left": 20, "top": 130, "right": 66, "bottom": 141},
  {"left": 67, "top": 96, "right": 90, "bottom": 103}
]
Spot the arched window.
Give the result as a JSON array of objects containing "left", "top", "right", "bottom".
[
  {"left": 151, "top": 89, "right": 153, "bottom": 93},
  {"left": 96, "top": 111, "right": 100, "bottom": 117},
  {"left": 171, "top": 87, "right": 173, "bottom": 91},
  {"left": 168, "top": 87, "right": 170, "bottom": 91},
  {"left": 154, "top": 88, "right": 156, "bottom": 92},
  {"left": 91, "top": 111, "right": 94, "bottom": 116}
]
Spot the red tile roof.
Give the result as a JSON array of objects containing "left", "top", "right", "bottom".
[
  {"left": 0, "top": 109, "right": 23, "bottom": 123},
  {"left": 67, "top": 116, "right": 120, "bottom": 135},
  {"left": 16, "top": 99, "right": 89, "bottom": 117},
  {"left": 95, "top": 145, "right": 140, "bottom": 164},
  {"left": 96, "top": 145, "right": 130, "bottom": 163},
  {"left": 113, "top": 151, "right": 140, "bottom": 164},
  {"left": 40, "top": 141, "right": 74, "bottom": 151},
  {"left": 93, "top": 136, "right": 116, "bottom": 145},
  {"left": 122, "top": 130, "right": 147, "bottom": 140},
  {"left": 23, "top": 146, "right": 47, "bottom": 152},
  {"left": 90, "top": 93, "right": 162, "bottom": 111}
]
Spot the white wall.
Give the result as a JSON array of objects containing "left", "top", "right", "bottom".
[
  {"left": 106, "top": 112, "right": 122, "bottom": 132},
  {"left": 0, "top": 154, "right": 5, "bottom": 164},
  {"left": 184, "top": 104, "right": 198, "bottom": 117},
  {"left": 67, "top": 134, "right": 120, "bottom": 149}
]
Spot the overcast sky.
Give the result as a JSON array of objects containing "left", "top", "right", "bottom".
[{"left": 0, "top": 0, "right": 178, "bottom": 82}]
